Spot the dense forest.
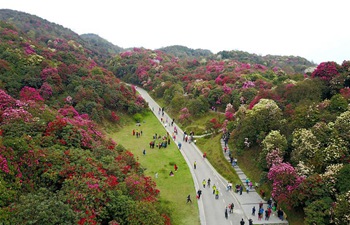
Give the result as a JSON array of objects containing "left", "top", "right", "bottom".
[{"left": 0, "top": 8, "right": 349, "bottom": 225}]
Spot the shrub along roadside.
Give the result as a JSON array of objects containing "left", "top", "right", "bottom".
[{"left": 107, "top": 111, "right": 200, "bottom": 225}]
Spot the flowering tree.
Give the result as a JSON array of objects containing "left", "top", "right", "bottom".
[
  {"left": 333, "top": 110, "right": 350, "bottom": 146},
  {"left": 311, "top": 61, "right": 339, "bottom": 82},
  {"left": 334, "top": 191, "right": 350, "bottom": 225},
  {"left": 291, "top": 128, "right": 321, "bottom": 168},
  {"left": 179, "top": 107, "right": 191, "bottom": 123},
  {"left": 259, "top": 130, "right": 287, "bottom": 169},
  {"left": 268, "top": 162, "right": 304, "bottom": 206},
  {"left": 19, "top": 86, "right": 44, "bottom": 102},
  {"left": 224, "top": 103, "right": 235, "bottom": 121}
]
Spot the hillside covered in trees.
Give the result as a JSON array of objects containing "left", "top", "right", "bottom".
[
  {"left": 0, "top": 10, "right": 171, "bottom": 224},
  {"left": 0, "top": 8, "right": 349, "bottom": 225},
  {"left": 108, "top": 47, "right": 350, "bottom": 224}
]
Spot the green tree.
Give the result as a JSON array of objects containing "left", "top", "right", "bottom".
[
  {"left": 304, "top": 197, "right": 333, "bottom": 225},
  {"left": 10, "top": 188, "right": 77, "bottom": 224},
  {"left": 329, "top": 94, "right": 348, "bottom": 113}
]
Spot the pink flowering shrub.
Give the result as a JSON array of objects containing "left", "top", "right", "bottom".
[
  {"left": 311, "top": 62, "right": 339, "bottom": 81},
  {"left": 266, "top": 148, "right": 283, "bottom": 168},
  {"left": 20, "top": 86, "right": 44, "bottom": 102},
  {"left": 40, "top": 67, "right": 59, "bottom": 80},
  {"left": 242, "top": 81, "right": 255, "bottom": 89},
  {"left": 39, "top": 82, "right": 53, "bottom": 100},
  {"left": 0, "top": 89, "right": 16, "bottom": 110},
  {"left": 179, "top": 107, "right": 191, "bottom": 122},
  {"left": 268, "top": 162, "right": 304, "bottom": 206},
  {"left": 340, "top": 87, "right": 350, "bottom": 100},
  {"left": 225, "top": 103, "right": 235, "bottom": 121},
  {"left": 23, "top": 43, "right": 36, "bottom": 55},
  {"left": 0, "top": 154, "right": 10, "bottom": 173}
]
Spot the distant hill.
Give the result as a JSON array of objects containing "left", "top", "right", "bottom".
[
  {"left": 217, "top": 50, "right": 316, "bottom": 74},
  {"left": 157, "top": 45, "right": 213, "bottom": 58},
  {"left": 80, "top": 33, "right": 123, "bottom": 55},
  {"left": 0, "top": 9, "right": 122, "bottom": 65}
]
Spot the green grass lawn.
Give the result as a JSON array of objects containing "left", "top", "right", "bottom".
[{"left": 107, "top": 111, "right": 200, "bottom": 225}]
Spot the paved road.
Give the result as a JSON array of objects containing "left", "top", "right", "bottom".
[{"left": 136, "top": 86, "right": 288, "bottom": 225}]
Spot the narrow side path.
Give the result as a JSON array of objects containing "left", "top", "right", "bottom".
[{"left": 221, "top": 139, "right": 289, "bottom": 225}]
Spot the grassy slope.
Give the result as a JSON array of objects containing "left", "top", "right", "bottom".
[
  {"left": 195, "top": 135, "right": 241, "bottom": 186},
  {"left": 107, "top": 111, "right": 200, "bottom": 225}
]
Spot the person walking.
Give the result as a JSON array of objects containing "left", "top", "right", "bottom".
[
  {"left": 240, "top": 218, "right": 245, "bottom": 225},
  {"left": 239, "top": 185, "right": 243, "bottom": 195},
  {"left": 207, "top": 178, "right": 211, "bottom": 187},
  {"left": 143, "top": 149, "right": 146, "bottom": 155},
  {"left": 248, "top": 218, "right": 253, "bottom": 225},
  {"left": 194, "top": 161, "right": 197, "bottom": 169},
  {"left": 229, "top": 203, "right": 234, "bottom": 213},
  {"left": 197, "top": 189, "right": 202, "bottom": 199},
  {"left": 252, "top": 206, "right": 256, "bottom": 216},
  {"left": 215, "top": 189, "right": 219, "bottom": 199},
  {"left": 212, "top": 184, "right": 216, "bottom": 194},
  {"left": 186, "top": 195, "right": 192, "bottom": 203},
  {"left": 225, "top": 207, "right": 228, "bottom": 219},
  {"left": 174, "top": 164, "right": 178, "bottom": 172},
  {"left": 202, "top": 179, "right": 206, "bottom": 188}
]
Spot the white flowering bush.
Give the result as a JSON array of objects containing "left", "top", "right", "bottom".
[
  {"left": 334, "top": 190, "right": 350, "bottom": 225},
  {"left": 259, "top": 130, "right": 287, "bottom": 169},
  {"left": 334, "top": 110, "right": 350, "bottom": 146},
  {"left": 295, "top": 161, "right": 314, "bottom": 177},
  {"left": 291, "top": 128, "right": 321, "bottom": 166},
  {"left": 321, "top": 164, "right": 343, "bottom": 195},
  {"left": 322, "top": 137, "right": 347, "bottom": 164}
]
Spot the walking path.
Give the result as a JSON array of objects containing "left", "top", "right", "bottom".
[
  {"left": 220, "top": 139, "right": 288, "bottom": 225},
  {"left": 135, "top": 86, "right": 288, "bottom": 225}
]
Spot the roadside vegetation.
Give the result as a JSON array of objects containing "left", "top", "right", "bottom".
[{"left": 108, "top": 111, "right": 200, "bottom": 225}]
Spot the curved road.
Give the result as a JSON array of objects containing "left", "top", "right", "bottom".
[{"left": 136, "top": 87, "right": 246, "bottom": 225}]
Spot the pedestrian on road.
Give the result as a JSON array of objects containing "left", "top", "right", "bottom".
[
  {"left": 248, "top": 219, "right": 253, "bottom": 225},
  {"left": 186, "top": 195, "right": 192, "bottom": 203},
  {"left": 259, "top": 201, "right": 263, "bottom": 209},
  {"left": 252, "top": 206, "right": 256, "bottom": 216},
  {"left": 258, "top": 207, "right": 264, "bottom": 220},
  {"left": 229, "top": 203, "right": 234, "bottom": 213},
  {"left": 197, "top": 189, "right": 202, "bottom": 199},
  {"left": 194, "top": 161, "right": 197, "bottom": 169},
  {"left": 202, "top": 179, "right": 206, "bottom": 188},
  {"left": 240, "top": 218, "right": 245, "bottom": 225},
  {"left": 215, "top": 189, "right": 219, "bottom": 199},
  {"left": 207, "top": 178, "right": 211, "bottom": 187},
  {"left": 212, "top": 184, "right": 216, "bottom": 194},
  {"left": 265, "top": 209, "right": 269, "bottom": 220},
  {"left": 277, "top": 208, "right": 284, "bottom": 221},
  {"left": 239, "top": 185, "right": 243, "bottom": 195},
  {"left": 225, "top": 207, "right": 228, "bottom": 219}
]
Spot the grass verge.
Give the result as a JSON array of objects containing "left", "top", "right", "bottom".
[
  {"left": 195, "top": 134, "right": 241, "bottom": 185},
  {"left": 107, "top": 111, "right": 200, "bottom": 225}
]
